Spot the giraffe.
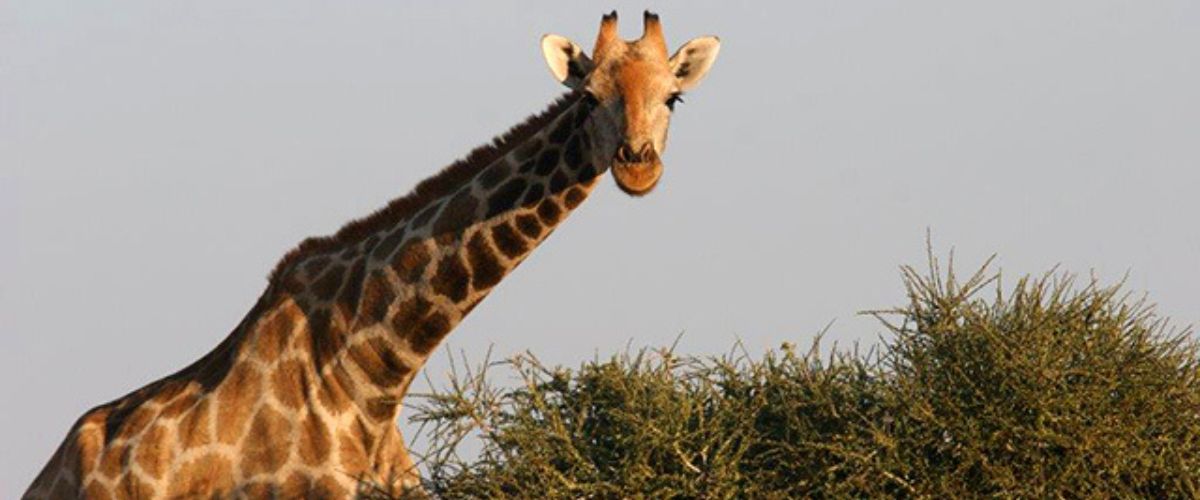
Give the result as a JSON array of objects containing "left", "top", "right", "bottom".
[{"left": 24, "top": 11, "right": 720, "bottom": 499}]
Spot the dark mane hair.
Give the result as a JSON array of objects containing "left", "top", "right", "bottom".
[{"left": 268, "top": 91, "right": 582, "bottom": 282}]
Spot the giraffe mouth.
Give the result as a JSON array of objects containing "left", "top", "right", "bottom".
[{"left": 611, "top": 145, "right": 663, "bottom": 196}]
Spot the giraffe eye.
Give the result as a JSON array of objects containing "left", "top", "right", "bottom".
[{"left": 666, "top": 93, "right": 684, "bottom": 111}]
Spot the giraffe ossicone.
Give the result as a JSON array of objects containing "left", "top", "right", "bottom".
[{"left": 24, "top": 11, "right": 719, "bottom": 499}]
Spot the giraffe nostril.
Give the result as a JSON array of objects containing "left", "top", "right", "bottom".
[
  {"left": 617, "top": 143, "right": 637, "bottom": 162},
  {"left": 617, "top": 143, "right": 656, "bottom": 163}
]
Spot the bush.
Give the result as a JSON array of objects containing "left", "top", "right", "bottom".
[{"left": 403, "top": 258, "right": 1200, "bottom": 498}]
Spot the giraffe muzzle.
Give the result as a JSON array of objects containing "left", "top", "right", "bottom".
[{"left": 611, "top": 143, "right": 663, "bottom": 196}]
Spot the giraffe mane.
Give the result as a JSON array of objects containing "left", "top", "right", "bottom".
[{"left": 267, "top": 90, "right": 583, "bottom": 284}]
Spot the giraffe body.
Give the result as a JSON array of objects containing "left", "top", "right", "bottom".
[{"left": 25, "top": 12, "right": 719, "bottom": 498}]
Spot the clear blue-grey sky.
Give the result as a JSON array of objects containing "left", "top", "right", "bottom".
[{"left": 3, "top": 1, "right": 1198, "bottom": 493}]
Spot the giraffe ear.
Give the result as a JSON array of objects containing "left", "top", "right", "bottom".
[
  {"left": 670, "top": 36, "right": 721, "bottom": 92},
  {"left": 541, "top": 34, "right": 593, "bottom": 89}
]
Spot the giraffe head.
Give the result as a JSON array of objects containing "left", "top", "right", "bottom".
[{"left": 541, "top": 11, "right": 720, "bottom": 195}]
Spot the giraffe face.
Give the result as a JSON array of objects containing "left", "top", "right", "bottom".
[{"left": 542, "top": 11, "right": 720, "bottom": 195}]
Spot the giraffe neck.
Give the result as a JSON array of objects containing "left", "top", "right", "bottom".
[
  {"left": 255, "top": 92, "right": 613, "bottom": 419},
  {"left": 23, "top": 93, "right": 620, "bottom": 497},
  {"left": 353, "top": 92, "right": 609, "bottom": 357}
]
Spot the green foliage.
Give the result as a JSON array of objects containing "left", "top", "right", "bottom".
[{"left": 404, "top": 259, "right": 1200, "bottom": 498}]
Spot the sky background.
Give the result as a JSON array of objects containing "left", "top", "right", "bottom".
[{"left": 3, "top": 1, "right": 1198, "bottom": 493}]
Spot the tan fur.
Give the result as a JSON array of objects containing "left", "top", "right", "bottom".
[
  {"left": 268, "top": 92, "right": 582, "bottom": 283},
  {"left": 548, "top": 11, "right": 718, "bottom": 195},
  {"left": 26, "top": 12, "right": 719, "bottom": 498}
]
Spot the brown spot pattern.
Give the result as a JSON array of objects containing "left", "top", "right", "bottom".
[
  {"left": 215, "top": 364, "right": 262, "bottom": 444},
  {"left": 272, "top": 360, "right": 308, "bottom": 410},
  {"left": 116, "top": 473, "right": 155, "bottom": 498},
  {"left": 266, "top": 93, "right": 582, "bottom": 285},
  {"left": 98, "top": 444, "right": 126, "bottom": 479},
  {"left": 549, "top": 115, "right": 573, "bottom": 143},
  {"left": 549, "top": 170, "right": 569, "bottom": 193},
  {"left": 537, "top": 199, "right": 562, "bottom": 225},
  {"left": 133, "top": 424, "right": 169, "bottom": 479},
  {"left": 25, "top": 97, "right": 605, "bottom": 500},
  {"left": 491, "top": 222, "right": 528, "bottom": 259},
  {"left": 430, "top": 253, "right": 470, "bottom": 303},
  {"left": 392, "top": 240, "right": 432, "bottom": 282},
  {"left": 578, "top": 162, "right": 598, "bottom": 183},
  {"left": 239, "top": 482, "right": 276, "bottom": 498},
  {"left": 564, "top": 187, "right": 586, "bottom": 209},
  {"left": 153, "top": 379, "right": 187, "bottom": 403},
  {"left": 298, "top": 414, "right": 332, "bottom": 466},
  {"left": 178, "top": 398, "right": 213, "bottom": 450},
  {"left": 167, "top": 454, "right": 233, "bottom": 498},
  {"left": 336, "top": 258, "right": 367, "bottom": 318},
  {"left": 366, "top": 397, "right": 398, "bottom": 422},
  {"left": 308, "top": 308, "right": 347, "bottom": 371},
  {"left": 372, "top": 228, "right": 407, "bottom": 260},
  {"left": 516, "top": 214, "right": 542, "bottom": 239},
  {"left": 410, "top": 203, "right": 439, "bottom": 229},
  {"left": 513, "top": 138, "right": 543, "bottom": 162},
  {"left": 310, "top": 264, "right": 346, "bottom": 301},
  {"left": 432, "top": 189, "right": 479, "bottom": 236},
  {"left": 349, "top": 338, "right": 411, "bottom": 388},
  {"left": 160, "top": 390, "right": 200, "bottom": 418},
  {"left": 279, "top": 271, "right": 306, "bottom": 295},
  {"left": 392, "top": 295, "right": 432, "bottom": 334},
  {"left": 75, "top": 423, "right": 104, "bottom": 476},
  {"left": 360, "top": 270, "right": 396, "bottom": 324},
  {"left": 564, "top": 134, "right": 583, "bottom": 168},
  {"left": 303, "top": 256, "right": 331, "bottom": 278},
  {"left": 521, "top": 183, "right": 545, "bottom": 207},
  {"left": 338, "top": 434, "right": 369, "bottom": 473},
  {"left": 361, "top": 234, "right": 380, "bottom": 254},
  {"left": 332, "top": 365, "right": 360, "bottom": 407},
  {"left": 118, "top": 406, "right": 154, "bottom": 441},
  {"left": 281, "top": 472, "right": 314, "bottom": 496},
  {"left": 241, "top": 406, "right": 293, "bottom": 476},
  {"left": 535, "top": 148, "right": 560, "bottom": 175},
  {"left": 317, "top": 368, "right": 354, "bottom": 414},
  {"left": 315, "top": 475, "right": 348, "bottom": 498},
  {"left": 467, "top": 232, "right": 504, "bottom": 291},
  {"left": 84, "top": 481, "right": 111, "bottom": 500},
  {"left": 479, "top": 161, "right": 512, "bottom": 189},
  {"left": 488, "top": 179, "right": 527, "bottom": 218},
  {"left": 252, "top": 308, "right": 294, "bottom": 364},
  {"left": 573, "top": 102, "right": 591, "bottom": 127},
  {"left": 370, "top": 336, "right": 412, "bottom": 385},
  {"left": 412, "top": 312, "right": 452, "bottom": 355}
]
